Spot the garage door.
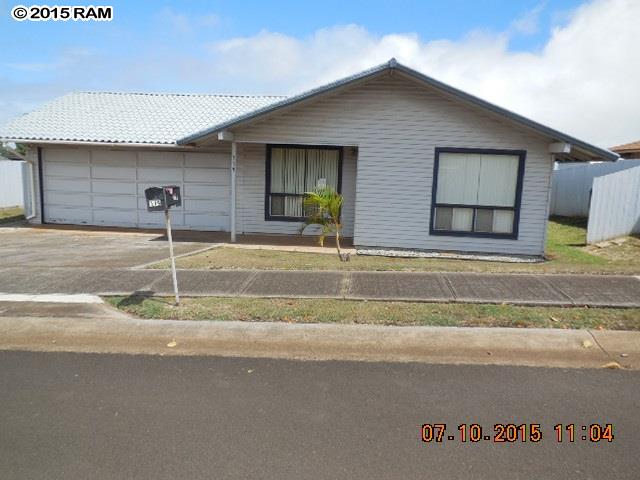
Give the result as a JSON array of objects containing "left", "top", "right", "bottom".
[{"left": 42, "top": 148, "right": 230, "bottom": 230}]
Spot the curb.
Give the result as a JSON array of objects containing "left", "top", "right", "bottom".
[{"left": 0, "top": 314, "right": 637, "bottom": 369}]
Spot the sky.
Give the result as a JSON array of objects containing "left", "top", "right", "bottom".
[{"left": 0, "top": 0, "right": 638, "bottom": 147}]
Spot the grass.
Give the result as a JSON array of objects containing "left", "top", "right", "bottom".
[
  {"left": 106, "top": 296, "right": 640, "bottom": 331},
  {"left": 158, "top": 217, "right": 640, "bottom": 274},
  {"left": 0, "top": 206, "right": 24, "bottom": 224}
]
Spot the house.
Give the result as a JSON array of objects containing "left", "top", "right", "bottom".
[
  {"left": 0, "top": 59, "right": 617, "bottom": 257},
  {"left": 610, "top": 140, "right": 640, "bottom": 159}
]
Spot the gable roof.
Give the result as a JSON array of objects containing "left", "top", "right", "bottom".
[
  {"left": 0, "top": 92, "right": 285, "bottom": 145},
  {"left": 610, "top": 140, "right": 640, "bottom": 154},
  {"left": 177, "top": 59, "right": 617, "bottom": 161},
  {"left": 0, "top": 59, "right": 617, "bottom": 160}
]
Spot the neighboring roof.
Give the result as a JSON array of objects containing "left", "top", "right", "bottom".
[
  {"left": 610, "top": 140, "right": 640, "bottom": 153},
  {"left": 177, "top": 58, "right": 618, "bottom": 161},
  {"left": 0, "top": 92, "right": 285, "bottom": 145},
  {"left": 0, "top": 145, "right": 23, "bottom": 161}
]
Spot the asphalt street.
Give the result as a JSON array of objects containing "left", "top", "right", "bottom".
[{"left": 0, "top": 351, "right": 638, "bottom": 479}]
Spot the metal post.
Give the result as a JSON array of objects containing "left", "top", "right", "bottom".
[
  {"left": 230, "top": 141, "right": 237, "bottom": 243},
  {"left": 165, "top": 208, "right": 180, "bottom": 305}
]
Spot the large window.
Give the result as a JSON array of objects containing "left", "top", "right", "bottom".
[
  {"left": 430, "top": 148, "right": 525, "bottom": 238},
  {"left": 266, "top": 145, "right": 342, "bottom": 221}
]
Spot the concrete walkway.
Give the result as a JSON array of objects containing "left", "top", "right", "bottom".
[{"left": 2, "top": 266, "right": 640, "bottom": 307}]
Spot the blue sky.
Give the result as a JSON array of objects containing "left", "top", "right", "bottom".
[{"left": 1, "top": 0, "right": 638, "bottom": 145}]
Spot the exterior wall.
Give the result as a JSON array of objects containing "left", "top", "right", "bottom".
[
  {"left": 28, "top": 142, "right": 357, "bottom": 237},
  {"left": 231, "top": 73, "right": 553, "bottom": 255},
  {"left": 235, "top": 143, "right": 357, "bottom": 237}
]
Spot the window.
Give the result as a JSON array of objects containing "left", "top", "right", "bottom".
[
  {"left": 266, "top": 145, "right": 342, "bottom": 221},
  {"left": 430, "top": 148, "right": 525, "bottom": 238}
]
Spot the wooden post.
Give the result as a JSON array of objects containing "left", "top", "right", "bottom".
[{"left": 165, "top": 208, "right": 180, "bottom": 305}]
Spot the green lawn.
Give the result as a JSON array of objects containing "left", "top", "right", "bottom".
[
  {"left": 0, "top": 206, "right": 24, "bottom": 224},
  {"left": 159, "top": 217, "right": 640, "bottom": 274},
  {"left": 106, "top": 296, "right": 640, "bottom": 331}
]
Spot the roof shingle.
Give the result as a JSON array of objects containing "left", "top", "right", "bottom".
[{"left": 0, "top": 92, "right": 284, "bottom": 145}]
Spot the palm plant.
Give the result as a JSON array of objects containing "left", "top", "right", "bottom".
[{"left": 300, "top": 187, "right": 349, "bottom": 261}]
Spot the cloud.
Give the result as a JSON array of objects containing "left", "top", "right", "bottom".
[
  {"left": 155, "top": 7, "right": 220, "bottom": 35},
  {"left": 1, "top": 0, "right": 639, "bottom": 147},
  {"left": 510, "top": 3, "right": 546, "bottom": 35},
  {"left": 204, "top": 0, "right": 640, "bottom": 146}
]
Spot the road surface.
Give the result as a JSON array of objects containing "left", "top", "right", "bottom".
[{"left": 0, "top": 351, "right": 638, "bottom": 479}]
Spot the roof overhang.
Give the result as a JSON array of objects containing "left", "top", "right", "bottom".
[{"left": 177, "top": 58, "right": 618, "bottom": 162}]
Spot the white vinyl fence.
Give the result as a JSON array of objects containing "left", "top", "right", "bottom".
[
  {"left": 550, "top": 160, "right": 640, "bottom": 217},
  {"left": 0, "top": 160, "right": 25, "bottom": 208},
  {"left": 586, "top": 166, "right": 640, "bottom": 244}
]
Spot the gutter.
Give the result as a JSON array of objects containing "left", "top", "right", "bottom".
[{"left": 0, "top": 138, "right": 205, "bottom": 150}]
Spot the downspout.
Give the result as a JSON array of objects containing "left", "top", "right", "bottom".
[
  {"left": 542, "top": 153, "right": 556, "bottom": 257},
  {"left": 230, "top": 141, "right": 237, "bottom": 242},
  {"left": 26, "top": 160, "right": 37, "bottom": 220},
  {"left": 37, "top": 147, "right": 44, "bottom": 222}
]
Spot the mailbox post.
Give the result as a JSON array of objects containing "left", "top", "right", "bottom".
[{"left": 145, "top": 186, "right": 182, "bottom": 305}]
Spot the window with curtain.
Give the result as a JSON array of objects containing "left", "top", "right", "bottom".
[
  {"left": 266, "top": 145, "right": 341, "bottom": 220},
  {"left": 431, "top": 149, "right": 524, "bottom": 237}
]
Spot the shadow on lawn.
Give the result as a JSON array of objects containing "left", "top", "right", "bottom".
[{"left": 115, "top": 291, "right": 173, "bottom": 307}]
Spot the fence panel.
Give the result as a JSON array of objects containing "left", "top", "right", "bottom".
[
  {"left": 550, "top": 160, "right": 640, "bottom": 217},
  {"left": 0, "top": 160, "right": 24, "bottom": 208},
  {"left": 587, "top": 166, "right": 640, "bottom": 243}
]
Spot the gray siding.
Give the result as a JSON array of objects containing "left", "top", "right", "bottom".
[
  {"left": 235, "top": 143, "right": 357, "bottom": 237},
  {"left": 231, "top": 73, "right": 553, "bottom": 255}
]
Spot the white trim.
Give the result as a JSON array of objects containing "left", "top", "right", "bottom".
[
  {"left": 0, "top": 293, "right": 103, "bottom": 304},
  {"left": 1, "top": 138, "right": 204, "bottom": 150}
]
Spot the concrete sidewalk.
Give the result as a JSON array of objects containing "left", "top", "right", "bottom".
[
  {"left": 0, "top": 304, "right": 637, "bottom": 369},
  {"left": 2, "top": 266, "right": 640, "bottom": 307}
]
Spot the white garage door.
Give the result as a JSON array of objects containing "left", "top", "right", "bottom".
[{"left": 42, "top": 148, "right": 230, "bottom": 230}]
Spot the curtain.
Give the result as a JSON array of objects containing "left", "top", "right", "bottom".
[
  {"left": 451, "top": 207, "right": 473, "bottom": 231},
  {"left": 306, "top": 149, "right": 339, "bottom": 190},
  {"left": 270, "top": 147, "right": 339, "bottom": 217},
  {"left": 493, "top": 210, "right": 514, "bottom": 233}
]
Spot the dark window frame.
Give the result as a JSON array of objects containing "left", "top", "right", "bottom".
[
  {"left": 265, "top": 144, "right": 344, "bottom": 222},
  {"left": 429, "top": 147, "right": 526, "bottom": 240}
]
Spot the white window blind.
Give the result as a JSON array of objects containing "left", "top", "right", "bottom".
[
  {"left": 433, "top": 151, "right": 521, "bottom": 236},
  {"left": 436, "top": 153, "right": 519, "bottom": 207}
]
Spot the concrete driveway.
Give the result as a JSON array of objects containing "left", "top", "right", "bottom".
[{"left": 0, "top": 225, "right": 215, "bottom": 268}]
